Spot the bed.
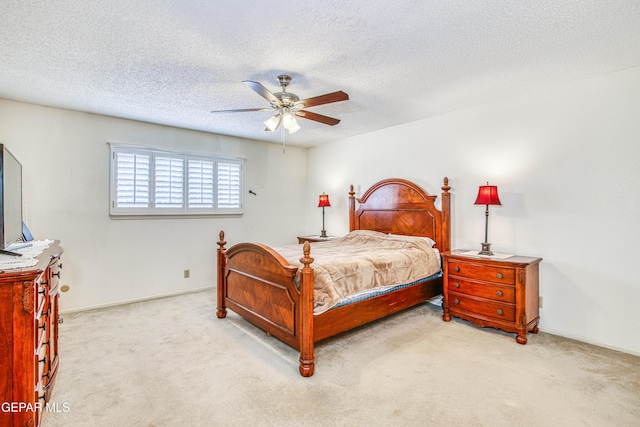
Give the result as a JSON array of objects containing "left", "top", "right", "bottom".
[{"left": 216, "top": 177, "right": 451, "bottom": 376}]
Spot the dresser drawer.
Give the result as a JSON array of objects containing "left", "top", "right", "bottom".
[
  {"left": 48, "top": 259, "right": 61, "bottom": 293},
  {"left": 35, "top": 286, "right": 48, "bottom": 329},
  {"left": 449, "top": 292, "right": 516, "bottom": 322},
  {"left": 447, "top": 277, "right": 515, "bottom": 303},
  {"left": 35, "top": 318, "right": 47, "bottom": 348},
  {"left": 36, "top": 333, "right": 48, "bottom": 381},
  {"left": 35, "top": 275, "right": 46, "bottom": 311},
  {"left": 447, "top": 260, "right": 515, "bottom": 284}
]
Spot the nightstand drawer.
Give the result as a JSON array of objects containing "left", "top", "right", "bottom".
[
  {"left": 449, "top": 292, "right": 516, "bottom": 321},
  {"left": 447, "top": 278, "right": 515, "bottom": 303},
  {"left": 447, "top": 260, "right": 515, "bottom": 284}
]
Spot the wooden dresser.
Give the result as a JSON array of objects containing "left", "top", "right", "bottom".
[
  {"left": 0, "top": 241, "right": 63, "bottom": 427},
  {"left": 442, "top": 249, "right": 541, "bottom": 344}
]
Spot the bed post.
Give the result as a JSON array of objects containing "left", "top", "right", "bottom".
[
  {"left": 441, "top": 177, "right": 451, "bottom": 252},
  {"left": 348, "top": 184, "right": 356, "bottom": 232},
  {"left": 298, "top": 241, "right": 315, "bottom": 377},
  {"left": 216, "top": 230, "right": 227, "bottom": 319}
]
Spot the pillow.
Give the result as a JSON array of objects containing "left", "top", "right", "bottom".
[
  {"left": 420, "top": 237, "right": 437, "bottom": 247},
  {"left": 388, "top": 233, "right": 436, "bottom": 247}
]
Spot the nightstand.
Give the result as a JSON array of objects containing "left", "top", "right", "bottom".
[
  {"left": 296, "top": 235, "right": 339, "bottom": 244},
  {"left": 442, "top": 250, "right": 542, "bottom": 344}
]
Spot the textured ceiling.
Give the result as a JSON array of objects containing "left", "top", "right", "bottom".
[{"left": 1, "top": 1, "right": 639, "bottom": 147}]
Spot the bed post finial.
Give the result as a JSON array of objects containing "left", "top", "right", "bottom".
[
  {"left": 217, "top": 231, "right": 228, "bottom": 319},
  {"left": 301, "top": 241, "right": 313, "bottom": 265},
  {"left": 349, "top": 184, "right": 356, "bottom": 232},
  {"left": 299, "top": 241, "right": 315, "bottom": 377},
  {"left": 442, "top": 177, "right": 450, "bottom": 193}
]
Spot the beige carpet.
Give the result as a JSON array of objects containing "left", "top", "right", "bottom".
[{"left": 43, "top": 290, "right": 639, "bottom": 426}]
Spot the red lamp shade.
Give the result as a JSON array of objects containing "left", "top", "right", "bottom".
[
  {"left": 318, "top": 194, "right": 331, "bottom": 208},
  {"left": 474, "top": 185, "right": 501, "bottom": 206}
]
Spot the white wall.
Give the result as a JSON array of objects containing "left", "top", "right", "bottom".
[
  {"left": 306, "top": 67, "right": 640, "bottom": 355},
  {"left": 0, "top": 100, "right": 308, "bottom": 311}
]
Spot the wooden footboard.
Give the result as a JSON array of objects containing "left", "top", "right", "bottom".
[{"left": 217, "top": 232, "right": 316, "bottom": 376}]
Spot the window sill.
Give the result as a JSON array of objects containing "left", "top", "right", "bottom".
[{"left": 109, "top": 212, "right": 243, "bottom": 220}]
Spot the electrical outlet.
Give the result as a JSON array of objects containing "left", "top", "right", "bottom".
[
  {"left": 539, "top": 296, "right": 544, "bottom": 308},
  {"left": 184, "top": 270, "right": 190, "bottom": 279}
]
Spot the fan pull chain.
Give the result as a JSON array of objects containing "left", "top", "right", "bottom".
[{"left": 281, "top": 126, "right": 286, "bottom": 153}]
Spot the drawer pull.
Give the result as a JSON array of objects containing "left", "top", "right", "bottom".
[
  {"left": 53, "top": 272, "right": 61, "bottom": 278},
  {"left": 454, "top": 283, "right": 460, "bottom": 288},
  {"left": 497, "top": 309, "right": 503, "bottom": 315},
  {"left": 454, "top": 266, "right": 460, "bottom": 272},
  {"left": 496, "top": 290, "right": 503, "bottom": 297},
  {"left": 497, "top": 273, "right": 503, "bottom": 279},
  {"left": 454, "top": 298, "right": 459, "bottom": 304},
  {"left": 39, "top": 356, "right": 47, "bottom": 364}
]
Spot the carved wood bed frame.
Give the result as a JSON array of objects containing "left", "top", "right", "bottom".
[{"left": 216, "top": 177, "right": 451, "bottom": 376}]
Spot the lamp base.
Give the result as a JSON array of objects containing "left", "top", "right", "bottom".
[
  {"left": 320, "top": 230, "right": 328, "bottom": 238},
  {"left": 478, "top": 243, "right": 494, "bottom": 256}
]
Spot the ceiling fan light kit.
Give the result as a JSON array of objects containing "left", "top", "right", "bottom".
[
  {"left": 212, "top": 74, "right": 349, "bottom": 134},
  {"left": 281, "top": 112, "right": 300, "bottom": 134},
  {"left": 264, "top": 114, "right": 282, "bottom": 131}
]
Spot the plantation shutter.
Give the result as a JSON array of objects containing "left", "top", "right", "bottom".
[
  {"left": 188, "top": 158, "right": 215, "bottom": 209},
  {"left": 154, "top": 155, "right": 184, "bottom": 208},
  {"left": 217, "top": 161, "right": 242, "bottom": 210},
  {"left": 114, "top": 151, "right": 150, "bottom": 208}
]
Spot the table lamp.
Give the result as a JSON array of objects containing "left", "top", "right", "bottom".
[
  {"left": 318, "top": 193, "right": 331, "bottom": 238},
  {"left": 474, "top": 183, "right": 501, "bottom": 255}
]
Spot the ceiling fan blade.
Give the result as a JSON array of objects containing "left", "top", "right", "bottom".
[
  {"left": 243, "top": 80, "right": 281, "bottom": 105},
  {"left": 211, "top": 108, "right": 273, "bottom": 113},
  {"left": 295, "top": 110, "right": 341, "bottom": 126},
  {"left": 299, "top": 91, "right": 349, "bottom": 109}
]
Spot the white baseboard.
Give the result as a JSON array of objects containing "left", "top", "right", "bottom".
[
  {"left": 59, "top": 286, "right": 214, "bottom": 314},
  {"left": 538, "top": 326, "right": 640, "bottom": 357}
]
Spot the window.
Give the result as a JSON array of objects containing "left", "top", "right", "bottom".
[{"left": 109, "top": 144, "right": 243, "bottom": 216}]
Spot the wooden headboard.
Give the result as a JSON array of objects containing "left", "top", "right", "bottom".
[{"left": 348, "top": 177, "right": 451, "bottom": 252}]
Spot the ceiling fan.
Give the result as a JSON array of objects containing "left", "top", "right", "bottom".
[{"left": 211, "top": 75, "right": 349, "bottom": 134}]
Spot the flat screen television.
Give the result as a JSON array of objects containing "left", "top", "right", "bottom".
[{"left": 0, "top": 144, "right": 25, "bottom": 256}]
